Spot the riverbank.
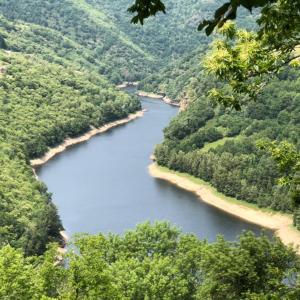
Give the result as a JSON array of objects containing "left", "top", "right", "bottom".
[
  {"left": 116, "top": 83, "right": 180, "bottom": 107},
  {"left": 30, "top": 110, "right": 145, "bottom": 167},
  {"left": 149, "top": 163, "right": 300, "bottom": 253},
  {"left": 116, "top": 81, "right": 139, "bottom": 89},
  {"left": 137, "top": 91, "right": 180, "bottom": 107}
]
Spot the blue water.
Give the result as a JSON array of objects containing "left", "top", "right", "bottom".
[{"left": 36, "top": 91, "right": 270, "bottom": 240}]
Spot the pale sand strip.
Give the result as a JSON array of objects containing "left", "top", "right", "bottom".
[
  {"left": 137, "top": 91, "right": 164, "bottom": 99},
  {"left": 149, "top": 163, "right": 300, "bottom": 253},
  {"left": 137, "top": 91, "right": 180, "bottom": 107},
  {"left": 116, "top": 82, "right": 139, "bottom": 89},
  {"left": 30, "top": 110, "right": 145, "bottom": 167},
  {"left": 57, "top": 230, "right": 69, "bottom": 255}
]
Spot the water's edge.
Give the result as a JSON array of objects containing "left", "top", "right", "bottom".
[
  {"left": 31, "top": 109, "right": 144, "bottom": 249},
  {"left": 35, "top": 91, "right": 283, "bottom": 248},
  {"left": 30, "top": 110, "right": 145, "bottom": 167},
  {"left": 149, "top": 163, "right": 300, "bottom": 253}
]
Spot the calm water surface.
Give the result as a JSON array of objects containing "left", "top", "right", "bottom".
[{"left": 37, "top": 90, "right": 270, "bottom": 240}]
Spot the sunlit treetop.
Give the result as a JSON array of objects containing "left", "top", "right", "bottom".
[
  {"left": 203, "top": 21, "right": 300, "bottom": 109},
  {"left": 129, "top": 1, "right": 300, "bottom": 109}
]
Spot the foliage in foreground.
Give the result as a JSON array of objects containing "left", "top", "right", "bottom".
[
  {"left": 258, "top": 140, "right": 300, "bottom": 229},
  {"left": 0, "top": 222, "right": 299, "bottom": 300},
  {"left": 131, "top": 0, "right": 300, "bottom": 108}
]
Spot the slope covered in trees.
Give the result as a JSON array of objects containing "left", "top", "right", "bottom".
[
  {"left": 0, "top": 49, "right": 140, "bottom": 255},
  {"left": 0, "top": 0, "right": 154, "bottom": 83},
  {"left": 155, "top": 66, "right": 300, "bottom": 215},
  {"left": 138, "top": 7, "right": 258, "bottom": 101},
  {"left": 139, "top": 45, "right": 208, "bottom": 101},
  {"left": 0, "top": 0, "right": 224, "bottom": 83},
  {"left": 85, "top": 0, "right": 221, "bottom": 65},
  {"left": 0, "top": 15, "right": 133, "bottom": 83}
]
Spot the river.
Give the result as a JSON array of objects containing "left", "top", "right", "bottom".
[{"left": 36, "top": 89, "right": 269, "bottom": 240}]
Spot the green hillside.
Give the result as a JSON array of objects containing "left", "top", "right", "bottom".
[
  {"left": 0, "top": 0, "right": 229, "bottom": 82},
  {"left": 0, "top": 15, "right": 129, "bottom": 81},
  {"left": 0, "top": 0, "right": 154, "bottom": 82},
  {"left": 139, "top": 45, "right": 208, "bottom": 101},
  {"left": 155, "top": 66, "right": 300, "bottom": 213},
  {"left": 0, "top": 49, "right": 140, "bottom": 255},
  {"left": 85, "top": 0, "right": 218, "bottom": 64}
]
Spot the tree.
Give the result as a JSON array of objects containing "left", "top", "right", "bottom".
[
  {"left": 129, "top": 0, "right": 300, "bottom": 108},
  {"left": 258, "top": 140, "right": 300, "bottom": 228},
  {"left": 1, "top": 222, "right": 300, "bottom": 299},
  {"left": 197, "top": 231, "right": 300, "bottom": 299}
]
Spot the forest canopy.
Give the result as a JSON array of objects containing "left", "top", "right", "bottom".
[
  {"left": 130, "top": 0, "right": 300, "bottom": 107},
  {"left": 1, "top": 222, "right": 300, "bottom": 300}
]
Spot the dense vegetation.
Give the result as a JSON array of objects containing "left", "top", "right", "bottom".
[
  {"left": 138, "top": 8, "right": 257, "bottom": 101},
  {"left": 155, "top": 66, "right": 300, "bottom": 215},
  {"left": 0, "top": 0, "right": 300, "bottom": 298},
  {"left": 0, "top": 48, "right": 140, "bottom": 255},
  {"left": 85, "top": 0, "right": 220, "bottom": 64},
  {"left": 1, "top": 52, "right": 140, "bottom": 158},
  {"left": 0, "top": 0, "right": 239, "bottom": 255},
  {"left": 139, "top": 45, "right": 208, "bottom": 101},
  {"left": 0, "top": 0, "right": 222, "bottom": 83},
  {"left": 0, "top": 0, "right": 154, "bottom": 82},
  {"left": 1, "top": 222, "right": 300, "bottom": 300}
]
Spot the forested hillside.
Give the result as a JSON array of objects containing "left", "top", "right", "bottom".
[
  {"left": 0, "top": 0, "right": 221, "bottom": 83},
  {"left": 155, "top": 66, "right": 300, "bottom": 216},
  {"left": 0, "top": 15, "right": 135, "bottom": 82},
  {"left": 85, "top": 0, "right": 220, "bottom": 65},
  {"left": 139, "top": 45, "right": 208, "bottom": 101},
  {"left": 0, "top": 47, "right": 140, "bottom": 254},
  {"left": 0, "top": 0, "right": 154, "bottom": 82},
  {"left": 138, "top": 7, "right": 258, "bottom": 101}
]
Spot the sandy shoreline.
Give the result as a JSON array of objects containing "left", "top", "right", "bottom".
[
  {"left": 137, "top": 91, "right": 164, "bottom": 99},
  {"left": 116, "top": 81, "right": 139, "bottom": 89},
  {"left": 149, "top": 163, "right": 300, "bottom": 253},
  {"left": 31, "top": 110, "right": 145, "bottom": 254},
  {"left": 137, "top": 91, "right": 180, "bottom": 107},
  {"left": 116, "top": 82, "right": 180, "bottom": 107},
  {"left": 30, "top": 110, "right": 145, "bottom": 167}
]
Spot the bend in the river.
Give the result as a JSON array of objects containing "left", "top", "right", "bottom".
[{"left": 36, "top": 88, "right": 271, "bottom": 240}]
